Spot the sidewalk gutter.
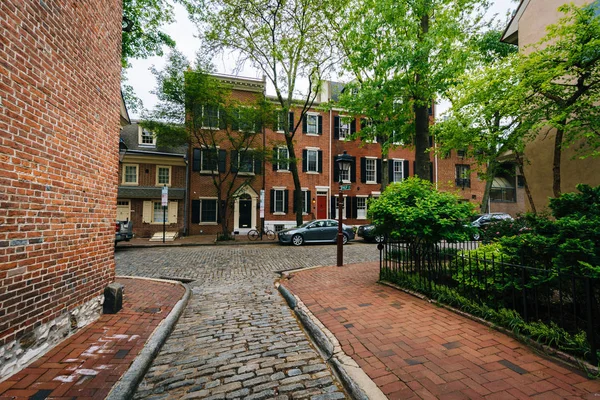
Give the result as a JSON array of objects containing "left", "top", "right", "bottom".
[
  {"left": 105, "top": 277, "right": 192, "bottom": 400},
  {"left": 277, "top": 282, "right": 386, "bottom": 400}
]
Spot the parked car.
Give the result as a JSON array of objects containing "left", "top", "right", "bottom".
[
  {"left": 115, "top": 220, "right": 133, "bottom": 244},
  {"left": 357, "top": 224, "right": 386, "bottom": 243},
  {"left": 277, "top": 219, "right": 355, "bottom": 246},
  {"left": 470, "top": 213, "right": 513, "bottom": 240}
]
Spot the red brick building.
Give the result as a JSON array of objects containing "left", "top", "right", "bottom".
[{"left": 0, "top": 0, "right": 122, "bottom": 378}]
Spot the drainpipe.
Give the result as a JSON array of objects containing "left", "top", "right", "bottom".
[
  {"left": 183, "top": 152, "right": 189, "bottom": 236},
  {"left": 329, "top": 107, "right": 333, "bottom": 219}
]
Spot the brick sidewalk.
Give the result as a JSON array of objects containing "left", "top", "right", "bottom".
[
  {"left": 0, "top": 277, "right": 185, "bottom": 400},
  {"left": 283, "top": 262, "right": 600, "bottom": 399}
]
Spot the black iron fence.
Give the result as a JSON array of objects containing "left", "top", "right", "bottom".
[{"left": 379, "top": 240, "right": 600, "bottom": 364}]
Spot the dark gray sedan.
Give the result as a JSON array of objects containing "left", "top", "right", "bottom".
[{"left": 277, "top": 219, "right": 355, "bottom": 246}]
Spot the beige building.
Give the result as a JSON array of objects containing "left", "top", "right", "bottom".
[{"left": 501, "top": 0, "right": 600, "bottom": 212}]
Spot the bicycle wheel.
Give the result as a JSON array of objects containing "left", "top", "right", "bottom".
[
  {"left": 248, "top": 229, "right": 260, "bottom": 241},
  {"left": 265, "top": 230, "right": 276, "bottom": 240}
]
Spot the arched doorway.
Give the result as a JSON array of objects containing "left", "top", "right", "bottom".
[{"left": 238, "top": 193, "right": 252, "bottom": 229}]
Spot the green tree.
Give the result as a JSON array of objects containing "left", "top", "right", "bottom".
[
  {"left": 330, "top": 0, "right": 489, "bottom": 184},
  {"left": 143, "top": 51, "right": 272, "bottom": 238},
  {"left": 187, "top": 0, "right": 341, "bottom": 226},
  {"left": 518, "top": 3, "right": 600, "bottom": 198}
]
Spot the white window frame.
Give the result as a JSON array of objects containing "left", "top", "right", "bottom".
[
  {"left": 200, "top": 147, "right": 219, "bottom": 173},
  {"left": 122, "top": 164, "right": 139, "bottom": 186},
  {"left": 306, "top": 148, "right": 319, "bottom": 173},
  {"left": 277, "top": 111, "right": 292, "bottom": 133},
  {"left": 277, "top": 147, "right": 289, "bottom": 171},
  {"left": 138, "top": 126, "right": 156, "bottom": 147},
  {"left": 338, "top": 115, "right": 351, "bottom": 140},
  {"left": 273, "top": 188, "right": 286, "bottom": 214},
  {"left": 199, "top": 197, "right": 218, "bottom": 224},
  {"left": 201, "top": 105, "right": 220, "bottom": 129},
  {"left": 365, "top": 158, "right": 377, "bottom": 184},
  {"left": 237, "top": 150, "right": 255, "bottom": 175},
  {"left": 333, "top": 195, "right": 349, "bottom": 220},
  {"left": 392, "top": 159, "right": 404, "bottom": 183},
  {"left": 339, "top": 166, "right": 350, "bottom": 183},
  {"left": 301, "top": 189, "right": 309, "bottom": 215},
  {"left": 153, "top": 201, "right": 167, "bottom": 223},
  {"left": 306, "top": 113, "right": 320, "bottom": 135},
  {"left": 356, "top": 196, "right": 368, "bottom": 220},
  {"left": 234, "top": 107, "right": 256, "bottom": 133},
  {"left": 156, "top": 165, "right": 172, "bottom": 186}
]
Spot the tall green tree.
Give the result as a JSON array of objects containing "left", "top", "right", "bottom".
[
  {"left": 187, "top": 0, "right": 342, "bottom": 226},
  {"left": 330, "top": 0, "right": 489, "bottom": 185},
  {"left": 518, "top": 3, "right": 600, "bottom": 198},
  {"left": 143, "top": 51, "right": 272, "bottom": 238}
]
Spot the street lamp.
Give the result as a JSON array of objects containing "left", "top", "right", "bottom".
[{"left": 335, "top": 151, "right": 353, "bottom": 267}]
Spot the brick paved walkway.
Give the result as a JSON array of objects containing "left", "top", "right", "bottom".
[
  {"left": 283, "top": 262, "right": 600, "bottom": 399},
  {"left": 0, "top": 277, "right": 185, "bottom": 400}
]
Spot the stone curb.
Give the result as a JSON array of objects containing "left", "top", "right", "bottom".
[
  {"left": 116, "top": 240, "right": 277, "bottom": 249},
  {"left": 105, "top": 277, "right": 192, "bottom": 400},
  {"left": 276, "top": 282, "right": 386, "bottom": 400}
]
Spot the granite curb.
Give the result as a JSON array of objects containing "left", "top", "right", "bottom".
[
  {"left": 105, "top": 277, "right": 192, "bottom": 400},
  {"left": 277, "top": 280, "right": 386, "bottom": 400}
]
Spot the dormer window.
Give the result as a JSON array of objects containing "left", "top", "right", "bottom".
[{"left": 139, "top": 126, "right": 156, "bottom": 147}]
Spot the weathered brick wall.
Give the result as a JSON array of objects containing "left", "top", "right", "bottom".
[{"left": 0, "top": 0, "right": 121, "bottom": 368}]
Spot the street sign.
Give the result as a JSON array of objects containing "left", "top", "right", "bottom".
[
  {"left": 161, "top": 186, "right": 168, "bottom": 206},
  {"left": 340, "top": 184, "right": 351, "bottom": 191}
]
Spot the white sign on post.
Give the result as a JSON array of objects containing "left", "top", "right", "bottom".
[
  {"left": 259, "top": 189, "right": 265, "bottom": 218},
  {"left": 161, "top": 186, "right": 168, "bottom": 207}
]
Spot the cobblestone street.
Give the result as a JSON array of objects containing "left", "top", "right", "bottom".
[{"left": 115, "top": 243, "right": 380, "bottom": 399}]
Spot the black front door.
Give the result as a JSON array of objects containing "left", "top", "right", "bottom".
[{"left": 239, "top": 200, "right": 252, "bottom": 228}]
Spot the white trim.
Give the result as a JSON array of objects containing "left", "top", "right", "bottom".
[
  {"left": 155, "top": 165, "right": 172, "bottom": 187},
  {"left": 122, "top": 164, "right": 139, "bottom": 186}
]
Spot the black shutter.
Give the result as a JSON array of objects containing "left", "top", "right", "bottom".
[
  {"left": 218, "top": 149, "right": 227, "bottom": 172},
  {"left": 270, "top": 189, "right": 275, "bottom": 213},
  {"left": 360, "top": 157, "right": 366, "bottom": 183},
  {"left": 345, "top": 197, "right": 351, "bottom": 219},
  {"left": 351, "top": 157, "right": 356, "bottom": 183},
  {"left": 330, "top": 196, "right": 336, "bottom": 217},
  {"left": 333, "top": 160, "right": 339, "bottom": 183},
  {"left": 317, "top": 150, "right": 322, "bottom": 173},
  {"left": 272, "top": 148, "right": 278, "bottom": 171},
  {"left": 376, "top": 158, "right": 382, "bottom": 183},
  {"left": 302, "top": 115, "right": 307, "bottom": 133},
  {"left": 231, "top": 109, "right": 239, "bottom": 131},
  {"left": 219, "top": 108, "right": 226, "bottom": 130},
  {"left": 302, "top": 149, "right": 307, "bottom": 172},
  {"left": 192, "top": 148, "right": 200, "bottom": 171},
  {"left": 389, "top": 160, "right": 394, "bottom": 183},
  {"left": 403, "top": 160, "right": 410, "bottom": 179},
  {"left": 191, "top": 200, "right": 200, "bottom": 223},
  {"left": 351, "top": 197, "right": 358, "bottom": 219},
  {"left": 307, "top": 190, "right": 312, "bottom": 214},
  {"left": 289, "top": 111, "right": 294, "bottom": 133},
  {"left": 254, "top": 155, "right": 261, "bottom": 175},
  {"left": 317, "top": 116, "right": 322, "bottom": 135},
  {"left": 231, "top": 150, "right": 238, "bottom": 172},
  {"left": 429, "top": 162, "right": 434, "bottom": 182},
  {"left": 350, "top": 118, "right": 356, "bottom": 134},
  {"left": 334, "top": 116, "right": 340, "bottom": 139},
  {"left": 284, "top": 190, "right": 289, "bottom": 214}
]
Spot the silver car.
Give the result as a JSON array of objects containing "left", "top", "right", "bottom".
[{"left": 277, "top": 219, "right": 355, "bottom": 246}]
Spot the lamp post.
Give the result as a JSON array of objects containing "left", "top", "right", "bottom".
[{"left": 335, "top": 151, "right": 353, "bottom": 267}]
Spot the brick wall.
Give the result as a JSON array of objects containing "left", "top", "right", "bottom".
[{"left": 0, "top": 0, "right": 121, "bottom": 361}]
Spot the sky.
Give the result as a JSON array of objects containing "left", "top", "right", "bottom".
[{"left": 125, "top": 0, "right": 519, "bottom": 120}]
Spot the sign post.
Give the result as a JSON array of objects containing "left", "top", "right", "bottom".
[{"left": 161, "top": 185, "right": 168, "bottom": 243}]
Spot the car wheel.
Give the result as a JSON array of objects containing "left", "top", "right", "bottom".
[
  {"left": 374, "top": 235, "right": 385, "bottom": 243},
  {"left": 291, "top": 234, "right": 304, "bottom": 246},
  {"left": 342, "top": 234, "right": 349, "bottom": 245}
]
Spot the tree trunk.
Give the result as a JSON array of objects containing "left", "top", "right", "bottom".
[
  {"left": 381, "top": 148, "right": 389, "bottom": 191},
  {"left": 514, "top": 151, "right": 537, "bottom": 214},
  {"left": 552, "top": 126, "right": 564, "bottom": 198},
  {"left": 481, "top": 160, "right": 499, "bottom": 213},
  {"left": 285, "top": 135, "right": 303, "bottom": 226},
  {"left": 414, "top": 103, "right": 431, "bottom": 180}
]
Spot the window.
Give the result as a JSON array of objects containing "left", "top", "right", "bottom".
[
  {"left": 273, "top": 189, "right": 286, "bottom": 213},
  {"left": 237, "top": 151, "right": 255, "bottom": 174},
  {"left": 357, "top": 197, "right": 367, "bottom": 219},
  {"left": 339, "top": 166, "right": 350, "bottom": 183},
  {"left": 365, "top": 158, "right": 377, "bottom": 183},
  {"left": 144, "top": 200, "right": 178, "bottom": 224},
  {"left": 303, "top": 114, "right": 322, "bottom": 135},
  {"left": 336, "top": 116, "right": 354, "bottom": 140},
  {"left": 491, "top": 175, "right": 516, "bottom": 203},
  {"left": 201, "top": 105, "right": 220, "bottom": 129},
  {"left": 153, "top": 202, "right": 166, "bottom": 223},
  {"left": 455, "top": 164, "right": 471, "bottom": 188},
  {"left": 232, "top": 108, "right": 258, "bottom": 132},
  {"left": 200, "top": 199, "right": 218, "bottom": 223},
  {"left": 276, "top": 147, "right": 289, "bottom": 171},
  {"left": 392, "top": 160, "right": 404, "bottom": 183},
  {"left": 333, "top": 196, "right": 349, "bottom": 219},
  {"left": 201, "top": 148, "right": 219, "bottom": 172},
  {"left": 305, "top": 149, "right": 319, "bottom": 173},
  {"left": 277, "top": 111, "right": 294, "bottom": 133},
  {"left": 301, "top": 190, "right": 310, "bottom": 214},
  {"left": 139, "top": 127, "right": 156, "bottom": 146},
  {"left": 122, "top": 164, "right": 138, "bottom": 185},
  {"left": 156, "top": 166, "right": 171, "bottom": 186}
]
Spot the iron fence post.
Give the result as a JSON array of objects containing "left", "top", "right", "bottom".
[{"left": 585, "top": 277, "right": 598, "bottom": 365}]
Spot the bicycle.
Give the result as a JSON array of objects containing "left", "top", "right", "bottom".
[{"left": 247, "top": 227, "right": 276, "bottom": 241}]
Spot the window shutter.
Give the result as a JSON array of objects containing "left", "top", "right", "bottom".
[
  {"left": 330, "top": 196, "right": 336, "bottom": 217},
  {"left": 351, "top": 157, "right": 356, "bottom": 183},
  {"left": 142, "top": 201, "right": 152, "bottom": 223},
  {"left": 191, "top": 200, "right": 200, "bottom": 224},
  {"left": 317, "top": 116, "right": 322, "bottom": 135},
  {"left": 302, "top": 115, "right": 307, "bottom": 133},
  {"left": 289, "top": 111, "right": 294, "bottom": 133},
  {"left": 231, "top": 109, "right": 239, "bottom": 131},
  {"left": 272, "top": 148, "right": 278, "bottom": 171},
  {"left": 345, "top": 197, "right": 351, "bottom": 219},
  {"left": 351, "top": 197, "right": 358, "bottom": 219},
  {"left": 293, "top": 190, "right": 297, "bottom": 213},
  {"left": 317, "top": 150, "right": 322, "bottom": 173},
  {"left": 333, "top": 159, "right": 339, "bottom": 183},
  {"left": 302, "top": 149, "right": 307, "bottom": 172},
  {"left": 350, "top": 118, "right": 356, "bottom": 134},
  {"left": 360, "top": 157, "right": 366, "bottom": 183},
  {"left": 307, "top": 191, "right": 312, "bottom": 214},
  {"left": 389, "top": 160, "right": 394, "bottom": 183},
  {"left": 270, "top": 189, "right": 275, "bottom": 213},
  {"left": 219, "top": 108, "right": 226, "bottom": 129},
  {"left": 231, "top": 150, "right": 238, "bottom": 173},
  {"left": 168, "top": 201, "right": 178, "bottom": 224},
  {"left": 284, "top": 190, "right": 289, "bottom": 214},
  {"left": 334, "top": 116, "right": 340, "bottom": 139},
  {"left": 403, "top": 160, "right": 410, "bottom": 179},
  {"left": 429, "top": 162, "right": 434, "bottom": 183},
  {"left": 218, "top": 149, "right": 227, "bottom": 172},
  {"left": 192, "top": 148, "right": 201, "bottom": 171},
  {"left": 254, "top": 156, "right": 262, "bottom": 175},
  {"left": 376, "top": 159, "right": 382, "bottom": 183}
]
